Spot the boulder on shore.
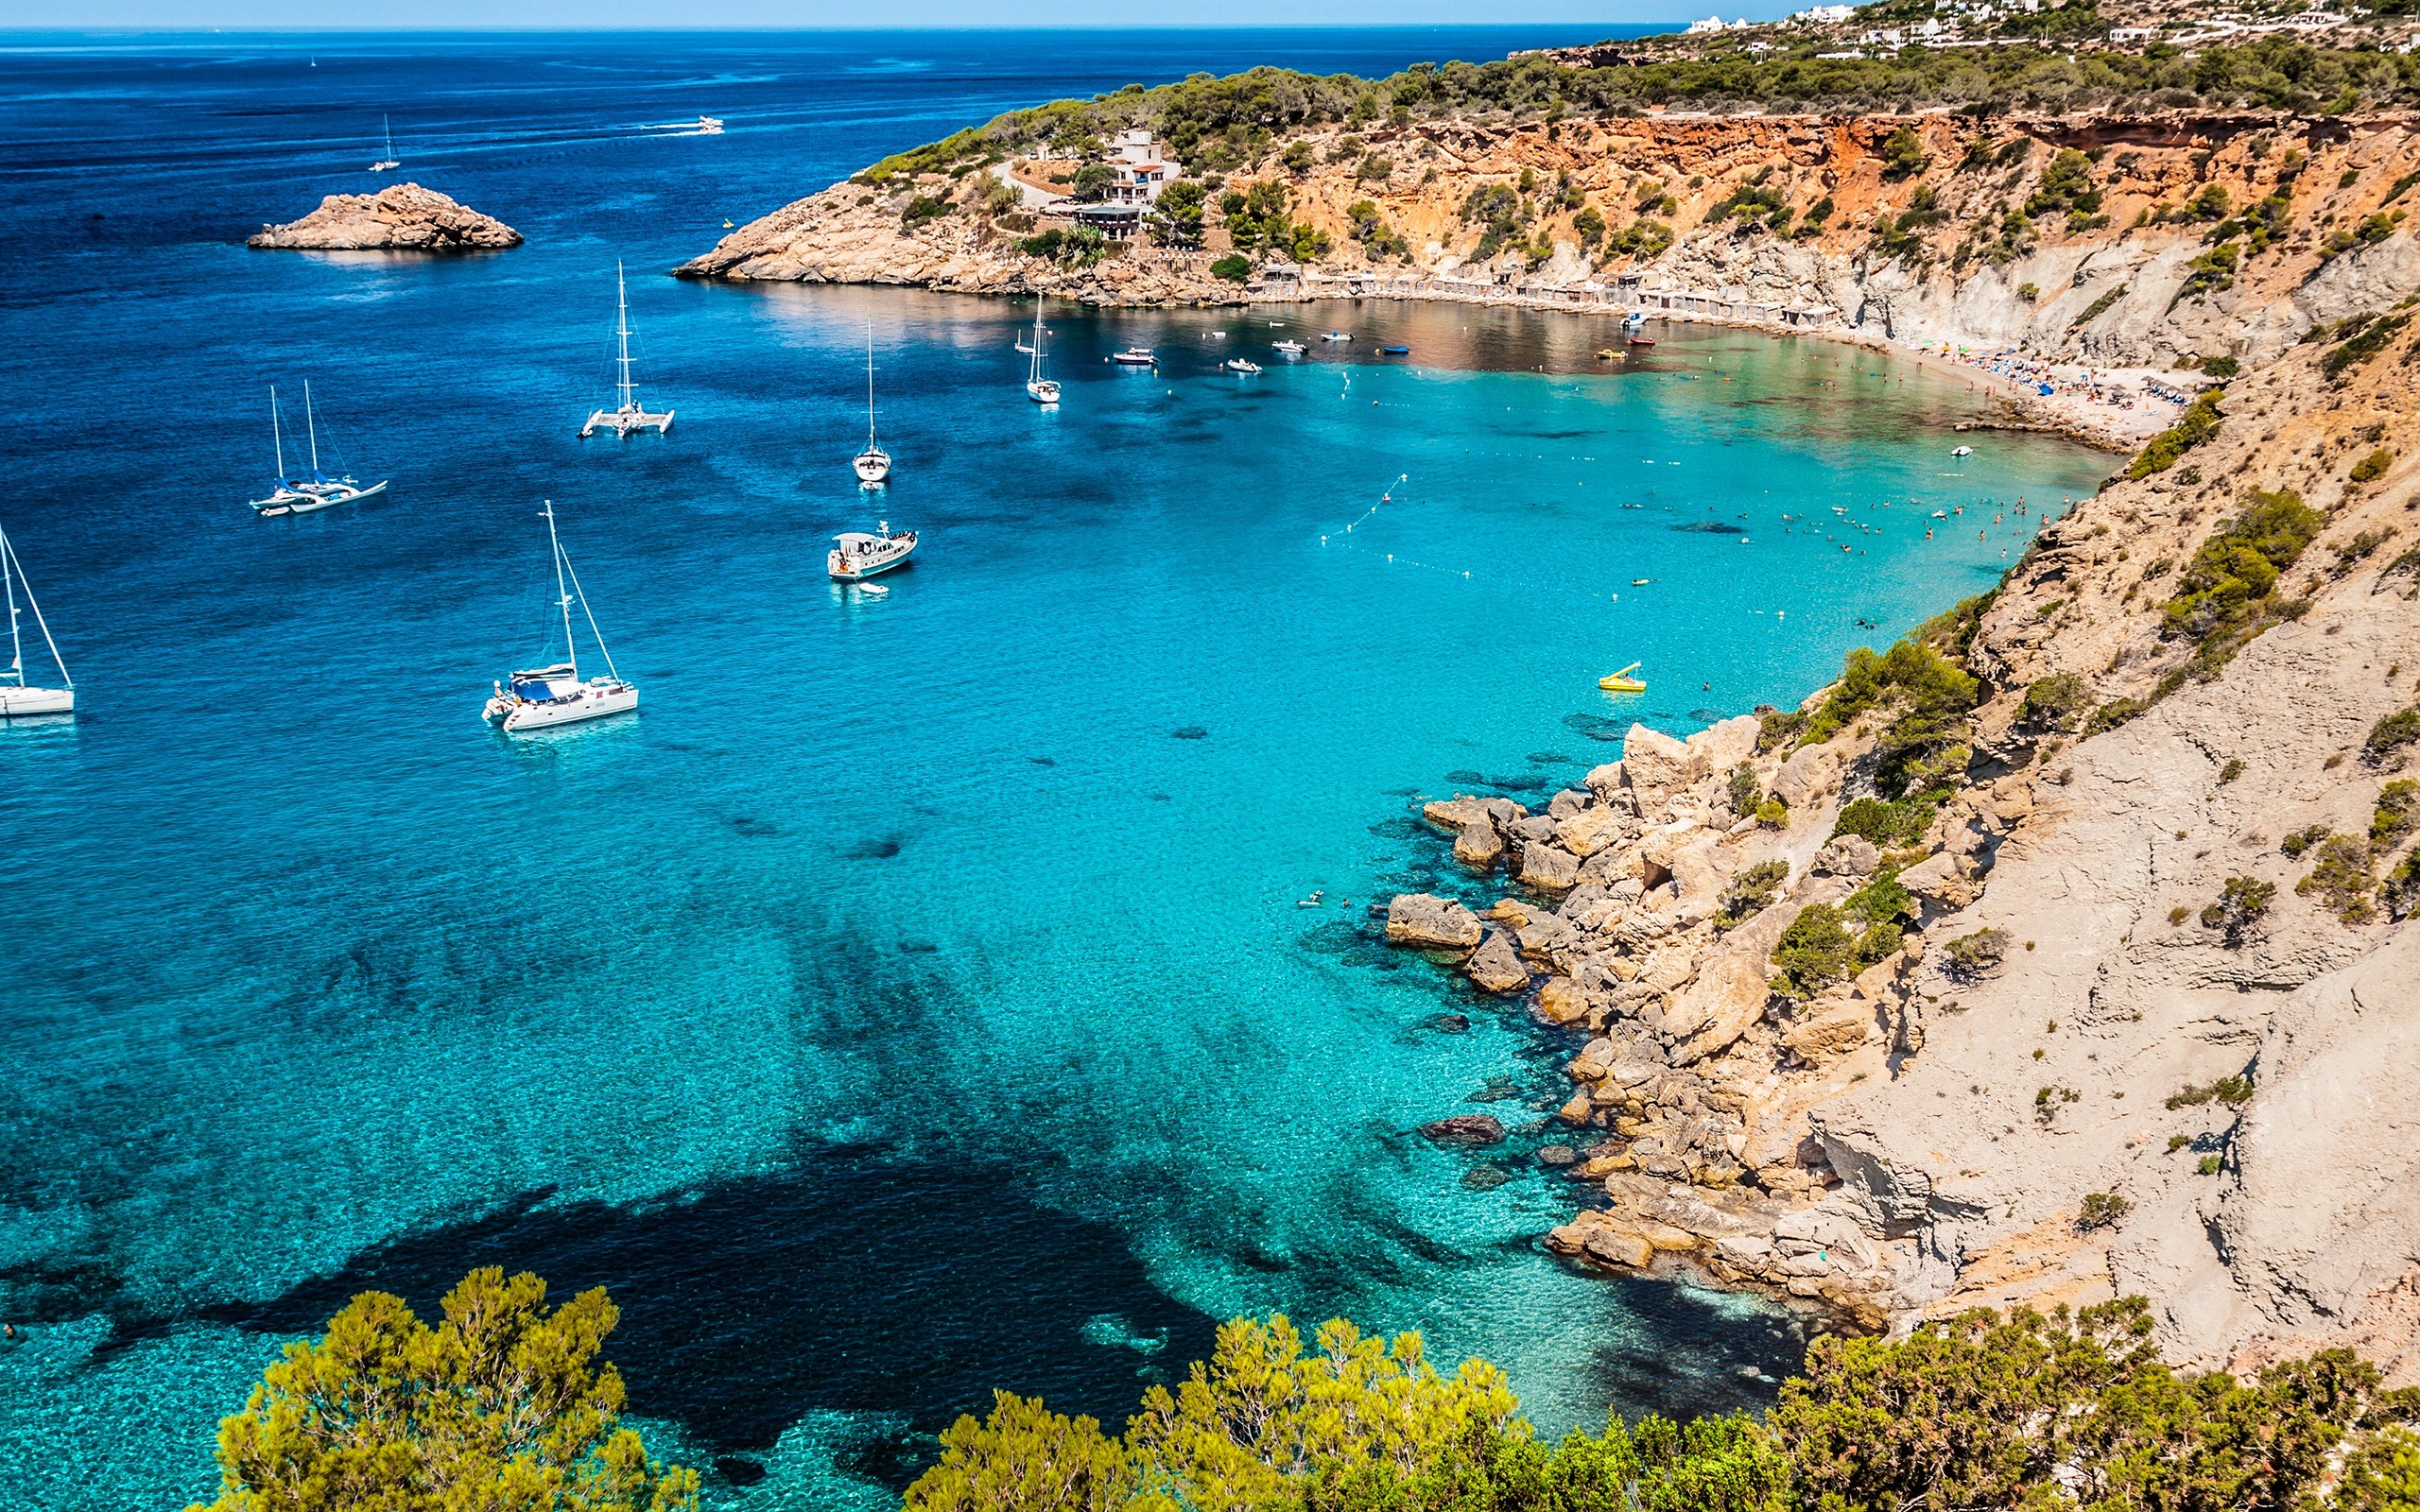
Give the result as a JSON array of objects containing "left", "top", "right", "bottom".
[
  {"left": 249, "top": 183, "right": 523, "bottom": 251},
  {"left": 1386, "top": 894, "right": 1484, "bottom": 952},
  {"left": 1463, "top": 931, "right": 1534, "bottom": 995}
]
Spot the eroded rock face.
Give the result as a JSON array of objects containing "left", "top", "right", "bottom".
[{"left": 248, "top": 183, "right": 522, "bottom": 251}]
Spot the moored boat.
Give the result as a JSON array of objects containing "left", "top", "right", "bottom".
[
  {"left": 829, "top": 520, "right": 917, "bottom": 580},
  {"left": 1378, "top": 344, "right": 1409, "bottom": 355},
  {"left": 483, "top": 500, "right": 637, "bottom": 733},
  {"left": 1271, "top": 339, "right": 1306, "bottom": 356},
  {"left": 853, "top": 328, "right": 890, "bottom": 485},
  {"left": 581, "top": 264, "right": 674, "bottom": 438},
  {"left": 1108, "top": 348, "right": 1156, "bottom": 367},
  {"left": 0, "top": 521, "right": 73, "bottom": 717},
  {"left": 250, "top": 381, "right": 388, "bottom": 516},
  {"left": 1226, "top": 358, "right": 1262, "bottom": 374},
  {"left": 1025, "top": 298, "right": 1060, "bottom": 404},
  {"left": 1598, "top": 662, "right": 1647, "bottom": 694}
]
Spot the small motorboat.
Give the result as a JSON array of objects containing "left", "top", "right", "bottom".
[
  {"left": 1951, "top": 444, "right": 1974, "bottom": 456},
  {"left": 1378, "top": 344, "right": 1409, "bottom": 355},
  {"left": 1321, "top": 331, "right": 1352, "bottom": 342},
  {"left": 1631, "top": 577, "right": 1653, "bottom": 586},
  {"left": 1108, "top": 348, "right": 1156, "bottom": 366},
  {"left": 1271, "top": 339, "right": 1306, "bottom": 356},
  {"left": 1296, "top": 889, "right": 1324, "bottom": 908},
  {"left": 856, "top": 581, "right": 890, "bottom": 598},
  {"left": 1627, "top": 334, "right": 1657, "bottom": 347},
  {"left": 1599, "top": 662, "right": 1647, "bottom": 694},
  {"left": 828, "top": 520, "right": 918, "bottom": 580},
  {"left": 696, "top": 115, "right": 725, "bottom": 133},
  {"left": 1227, "top": 358, "right": 1262, "bottom": 374}
]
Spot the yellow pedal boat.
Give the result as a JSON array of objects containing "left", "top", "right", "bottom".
[{"left": 1599, "top": 662, "right": 1647, "bottom": 693}]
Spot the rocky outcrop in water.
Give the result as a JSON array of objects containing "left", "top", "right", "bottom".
[{"left": 248, "top": 183, "right": 523, "bottom": 252}]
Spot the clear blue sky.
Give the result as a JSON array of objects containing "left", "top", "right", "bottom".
[{"left": 0, "top": 1, "right": 1739, "bottom": 29}]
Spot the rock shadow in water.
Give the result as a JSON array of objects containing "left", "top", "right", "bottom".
[{"left": 194, "top": 1144, "right": 1220, "bottom": 1488}]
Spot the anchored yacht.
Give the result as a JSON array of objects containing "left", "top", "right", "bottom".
[
  {"left": 0, "top": 522, "right": 73, "bottom": 717},
  {"left": 251, "top": 382, "right": 389, "bottom": 516},
  {"left": 1024, "top": 298, "right": 1060, "bottom": 404},
  {"left": 828, "top": 521, "right": 917, "bottom": 580},
  {"left": 371, "top": 115, "right": 401, "bottom": 173},
  {"left": 854, "top": 330, "right": 891, "bottom": 484},
  {"left": 580, "top": 263, "right": 674, "bottom": 438},
  {"left": 483, "top": 501, "right": 637, "bottom": 732}
]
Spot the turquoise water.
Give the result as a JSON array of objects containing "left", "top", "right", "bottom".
[{"left": 0, "top": 34, "right": 2113, "bottom": 1510}]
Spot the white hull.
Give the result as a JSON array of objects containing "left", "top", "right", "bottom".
[
  {"left": 487, "top": 679, "right": 639, "bottom": 731},
  {"left": 828, "top": 530, "right": 917, "bottom": 580},
  {"left": 582, "top": 405, "right": 673, "bottom": 438},
  {"left": 854, "top": 449, "right": 891, "bottom": 484},
  {"left": 0, "top": 685, "right": 73, "bottom": 717},
  {"left": 1026, "top": 380, "right": 1060, "bottom": 404},
  {"left": 253, "top": 478, "right": 389, "bottom": 516}
]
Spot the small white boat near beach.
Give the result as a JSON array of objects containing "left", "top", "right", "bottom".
[
  {"left": 1271, "top": 339, "right": 1305, "bottom": 356},
  {"left": 0, "top": 521, "right": 73, "bottom": 718},
  {"left": 1227, "top": 358, "right": 1262, "bottom": 374},
  {"left": 251, "top": 382, "right": 389, "bottom": 516},
  {"left": 829, "top": 520, "right": 917, "bottom": 580},
  {"left": 581, "top": 263, "right": 674, "bottom": 438},
  {"left": 1951, "top": 444, "right": 1974, "bottom": 457},
  {"left": 1321, "top": 331, "right": 1352, "bottom": 342},
  {"left": 483, "top": 500, "right": 637, "bottom": 733}
]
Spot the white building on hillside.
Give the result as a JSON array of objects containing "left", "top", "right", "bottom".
[{"left": 1108, "top": 129, "right": 1172, "bottom": 205}]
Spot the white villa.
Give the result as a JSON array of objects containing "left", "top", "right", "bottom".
[{"left": 1105, "top": 129, "right": 1172, "bottom": 205}]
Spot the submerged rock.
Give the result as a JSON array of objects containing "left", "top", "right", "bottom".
[
  {"left": 1461, "top": 1164, "right": 1512, "bottom": 1191},
  {"left": 248, "top": 183, "right": 523, "bottom": 251},
  {"left": 1419, "top": 1113, "right": 1507, "bottom": 1146}
]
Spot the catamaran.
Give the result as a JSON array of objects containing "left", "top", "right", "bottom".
[
  {"left": 828, "top": 520, "right": 918, "bottom": 580},
  {"left": 580, "top": 263, "right": 674, "bottom": 438},
  {"left": 372, "top": 115, "right": 400, "bottom": 173},
  {"left": 1025, "top": 298, "right": 1060, "bottom": 404},
  {"left": 854, "top": 330, "right": 890, "bottom": 484},
  {"left": 250, "top": 382, "right": 389, "bottom": 516},
  {"left": 0, "top": 522, "right": 73, "bottom": 717},
  {"left": 482, "top": 500, "right": 638, "bottom": 732}
]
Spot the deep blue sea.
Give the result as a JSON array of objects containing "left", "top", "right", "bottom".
[{"left": 0, "top": 29, "right": 2113, "bottom": 1510}]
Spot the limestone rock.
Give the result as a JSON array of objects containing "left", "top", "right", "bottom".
[
  {"left": 1899, "top": 850, "right": 1978, "bottom": 909},
  {"left": 1688, "top": 713, "right": 1762, "bottom": 775},
  {"left": 1815, "top": 835, "right": 1882, "bottom": 878},
  {"left": 1425, "top": 796, "right": 1494, "bottom": 832},
  {"left": 1463, "top": 931, "right": 1533, "bottom": 995},
  {"left": 1556, "top": 805, "right": 1630, "bottom": 858},
  {"left": 1386, "top": 894, "right": 1482, "bottom": 952},
  {"left": 1622, "top": 724, "right": 1706, "bottom": 811},
  {"left": 1783, "top": 1003, "right": 1878, "bottom": 1064},
  {"left": 249, "top": 183, "right": 523, "bottom": 251},
  {"left": 1584, "top": 761, "right": 1628, "bottom": 801},
  {"left": 1535, "top": 975, "right": 1594, "bottom": 1026},
  {"left": 1772, "top": 744, "right": 1841, "bottom": 811},
  {"left": 1517, "top": 843, "right": 1582, "bottom": 893},
  {"left": 1454, "top": 822, "right": 1506, "bottom": 870},
  {"left": 1420, "top": 1113, "right": 1507, "bottom": 1146}
]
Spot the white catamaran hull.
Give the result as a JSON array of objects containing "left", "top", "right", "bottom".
[
  {"left": 855, "top": 449, "right": 891, "bottom": 484},
  {"left": 488, "top": 681, "right": 639, "bottom": 731},
  {"left": 0, "top": 685, "right": 73, "bottom": 717}
]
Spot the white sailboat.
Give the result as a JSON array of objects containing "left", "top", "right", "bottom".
[
  {"left": 828, "top": 520, "right": 917, "bottom": 580},
  {"left": 250, "top": 382, "right": 389, "bottom": 516},
  {"left": 0, "top": 522, "right": 73, "bottom": 717},
  {"left": 854, "top": 330, "right": 890, "bottom": 485},
  {"left": 580, "top": 263, "right": 674, "bottom": 438},
  {"left": 1024, "top": 297, "right": 1060, "bottom": 405},
  {"left": 372, "top": 115, "right": 401, "bottom": 173},
  {"left": 482, "top": 500, "right": 638, "bottom": 732}
]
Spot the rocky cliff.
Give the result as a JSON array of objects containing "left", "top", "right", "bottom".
[
  {"left": 248, "top": 183, "right": 523, "bottom": 252},
  {"left": 1392, "top": 301, "right": 2420, "bottom": 1378},
  {"left": 677, "top": 110, "right": 2420, "bottom": 374}
]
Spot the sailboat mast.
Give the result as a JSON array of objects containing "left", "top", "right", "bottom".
[
  {"left": 303, "top": 379, "right": 321, "bottom": 474},
  {"left": 544, "top": 499, "right": 579, "bottom": 683},
  {"left": 0, "top": 529, "right": 66, "bottom": 690},
  {"left": 1030, "top": 298, "right": 1046, "bottom": 384},
  {"left": 615, "top": 263, "right": 634, "bottom": 413},
  {"left": 2, "top": 528, "right": 20, "bottom": 687},
  {"left": 270, "top": 386, "right": 285, "bottom": 480},
  {"left": 865, "top": 329, "right": 877, "bottom": 447}
]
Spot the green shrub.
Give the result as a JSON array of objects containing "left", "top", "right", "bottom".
[
  {"left": 2200, "top": 875, "right": 2275, "bottom": 943},
  {"left": 1755, "top": 795, "right": 1789, "bottom": 828},
  {"left": 2372, "top": 780, "right": 2418, "bottom": 850},
  {"left": 1881, "top": 124, "right": 1931, "bottom": 180},
  {"left": 1756, "top": 708, "right": 1806, "bottom": 752},
  {"left": 1833, "top": 796, "right": 1931, "bottom": 848},
  {"left": 2384, "top": 850, "right": 2420, "bottom": 920},
  {"left": 2198, "top": 1153, "right": 2223, "bottom": 1175},
  {"left": 2219, "top": 757, "right": 2244, "bottom": 783},
  {"left": 2202, "top": 355, "right": 2240, "bottom": 377},
  {"left": 2296, "top": 833, "right": 2376, "bottom": 923},
  {"left": 2168, "top": 1074, "right": 2254, "bottom": 1108},
  {"left": 2084, "top": 696, "right": 2148, "bottom": 736},
  {"left": 2367, "top": 705, "right": 2420, "bottom": 765},
  {"left": 1942, "top": 926, "right": 2011, "bottom": 977},
  {"left": 2125, "top": 388, "right": 2225, "bottom": 479},
  {"left": 902, "top": 193, "right": 955, "bottom": 226},
  {"left": 2350, "top": 448, "right": 2394, "bottom": 484},
  {"left": 2077, "top": 1191, "right": 2131, "bottom": 1230},
  {"left": 1845, "top": 869, "right": 1915, "bottom": 929},
  {"left": 1771, "top": 902, "right": 1854, "bottom": 999},
  {"left": 1800, "top": 639, "right": 1978, "bottom": 799},
  {"left": 1208, "top": 252, "right": 1252, "bottom": 281},
  {"left": 2321, "top": 312, "right": 2411, "bottom": 383},
  {"left": 2280, "top": 823, "right": 2333, "bottom": 860},
  {"left": 1727, "top": 762, "right": 1761, "bottom": 817},
  {"left": 2018, "top": 673, "right": 2092, "bottom": 732},
  {"left": 1715, "top": 859, "right": 1790, "bottom": 929}
]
